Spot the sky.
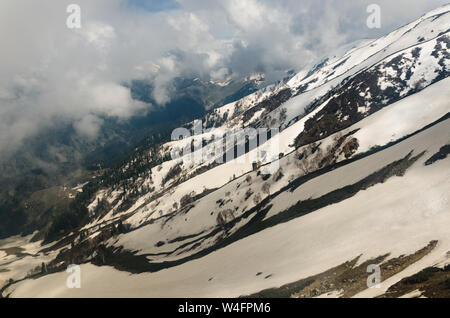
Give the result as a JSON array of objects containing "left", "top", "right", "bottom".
[{"left": 0, "top": 0, "right": 448, "bottom": 157}]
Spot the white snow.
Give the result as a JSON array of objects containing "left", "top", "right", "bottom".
[
  {"left": 3, "top": 5, "right": 450, "bottom": 298},
  {"left": 7, "top": 118, "right": 450, "bottom": 298}
]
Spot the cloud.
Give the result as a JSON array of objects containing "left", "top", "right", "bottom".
[{"left": 0, "top": 0, "right": 448, "bottom": 157}]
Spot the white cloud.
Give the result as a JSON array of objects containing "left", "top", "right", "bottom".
[{"left": 0, "top": 0, "right": 447, "bottom": 157}]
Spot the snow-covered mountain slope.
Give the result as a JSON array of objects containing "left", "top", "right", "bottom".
[
  {"left": 270, "top": 10, "right": 450, "bottom": 128},
  {"left": 100, "top": 77, "right": 450, "bottom": 263},
  {"left": 5, "top": 114, "right": 450, "bottom": 298},
  {"left": 82, "top": 20, "right": 450, "bottom": 231},
  {"left": 1, "top": 5, "right": 450, "bottom": 298}
]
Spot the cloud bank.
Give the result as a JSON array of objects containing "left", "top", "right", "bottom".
[{"left": 0, "top": 0, "right": 447, "bottom": 156}]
